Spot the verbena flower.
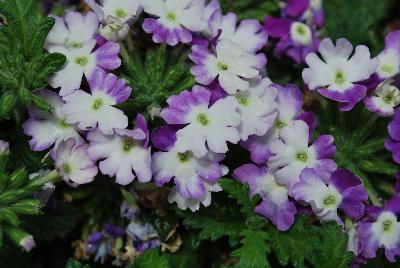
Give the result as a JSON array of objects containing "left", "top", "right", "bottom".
[
  {"left": 62, "top": 69, "right": 130, "bottom": 135},
  {"left": 161, "top": 86, "right": 240, "bottom": 157},
  {"left": 385, "top": 109, "right": 400, "bottom": 164},
  {"left": 267, "top": 120, "right": 336, "bottom": 191},
  {"left": 302, "top": 38, "right": 378, "bottom": 111},
  {"left": 197, "top": 0, "right": 221, "bottom": 37},
  {"left": 152, "top": 125, "right": 227, "bottom": 200},
  {"left": 45, "top": 11, "right": 99, "bottom": 50},
  {"left": 140, "top": 0, "right": 207, "bottom": 46},
  {"left": 374, "top": 30, "right": 400, "bottom": 80},
  {"left": 365, "top": 79, "right": 400, "bottom": 117},
  {"left": 264, "top": 16, "right": 320, "bottom": 64},
  {"left": 282, "top": 0, "right": 324, "bottom": 27},
  {"left": 190, "top": 39, "right": 264, "bottom": 94},
  {"left": 233, "top": 164, "right": 297, "bottom": 231},
  {"left": 48, "top": 41, "right": 121, "bottom": 97},
  {"left": 241, "top": 84, "right": 316, "bottom": 164},
  {"left": 87, "top": 114, "right": 152, "bottom": 185},
  {"left": 54, "top": 139, "right": 98, "bottom": 186},
  {"left": 85, "top": 0, "right": 141, "bottom": 41},
  {"left": 168, "top": 180, "right": 223, "bottom": 212},
  {"left": 234, "top": 78, "right": 278, "bottom": 141},
  {"left": 292, "top": 168, "right": 367, "bottom": 224},
  {"left": 208, "top": 12, "right": 268, "bottom": 53},
  {"left": 23, "top": 89, "right": 83, "bottom": 153},
  {"left": 87, "top": 224, "right": 125, "bottom": 263},
  {"left": 356, "top": 194, "right": 400, "bottom": 262}
]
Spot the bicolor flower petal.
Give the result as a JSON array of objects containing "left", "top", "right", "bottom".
[{"left": 365, "top": 79, "right": 400, "bottom": 117}]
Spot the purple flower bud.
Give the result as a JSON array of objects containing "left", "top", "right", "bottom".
[
  {"left": 0, "top": 140, "right": 10, "bottom": 155},
  {"left": 20, "top": 235, "right": 36, "bottom": 252}
]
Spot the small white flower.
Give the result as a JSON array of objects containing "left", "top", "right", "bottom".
[
  {"left": 290, "top": 22, "right": 312, "bottom": 46},
  {"left": 365, "top": 79, "right": 400, "bottom": 117}
]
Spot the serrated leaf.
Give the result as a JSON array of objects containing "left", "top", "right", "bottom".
[
  {"left": 269, "top": 216, "right": 318, "bottom": 268},
  {"left": 129, "top": 248, "right": 170, "bottom": 268},
  {"left": 232, "top": 230, "right": 271, "bottom": 268},
  {"left": 310, "top": 223, "right": 353, "bottom": 268}
]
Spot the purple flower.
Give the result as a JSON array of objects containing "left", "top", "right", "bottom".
[
  {"left": 20, "top": 235, "right": 36, "bottom": 252},
  {"left": 152, "top": 125, "right": 227, "bottom": 205},
  {"left": 264, "top": 16, "right": 320, "bottom": 64},
  {"left": 54, "top": 139, "right": 98, "bottom": 186},
  {"left": 302, "top": 38, "right": 378, "bottom": 111},
  {"left": 0, "top": 140, "right": 9, "bottom": 155},
  {"left": 48, "top": 41, "right": 121, "bottom": 97},
  {"left": 45, "top": 11, "right": 99, "bottom": 50},
  {"left": 208, "top": 12, "right": 268, "bottom": 53},
  {"left": 233, "top": 164, "right": 297, "bottom": 231},
  {"left": 62, "top": 68, "right": 130, "bottom": 135},
  {"left": 23, "top": 89, "right": 83, "bottom": 154},
  {"left": 161, "top": 86, "right": 240, "bottom": 157},
  {"left": 88, "top": 224, "right": 125, "bottom": 263},
  {"left": 364, "top": 79, "right": 400, "bottom": 117},
  {"left": 168, "top": 180, "right": 223, "bottom": 211},
  {"left": 385, "top": 110, "right": 400, "bottom": 164},
  {"left": 267, "top": 120, "right": 336, "bottom": 191},
  {"left": 356, "top": 194, "right": 400, "bottom": 262},
  {"left": 292, "top": 168, "right": 368, "bottom": 224},
  {"left": 282, "top": 0, "right": 324, "bottom": 28},
  {"left": 374, "top": 30, "right": 400, "bottom": 80},
  {"left": 234, "top": 78, "right": 278, "bottom": 141},
  {"left": 140, "top": 0, "right": 207, "bottom": 46},
  {"left": 190, "top": 40, "right": 265, "bottom": 94},
  {"left": 87, "top": 114, "right": 152, "bottom": 185},
  {"left": 241, "top": 84, "right": 317, "bottom": 164}
]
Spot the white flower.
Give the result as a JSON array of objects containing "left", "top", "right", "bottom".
[
  {"left": 86, "top": 0, "right": 141, "bottom": 23},
  {"left": 290, "top": 22, "right": 312, "bottom": 46},
  {"left": 234, "top": 78, "right": 278, "bottom": 140},
  {"left": 365, "top": 79, "right": 400, "bottom": 117}
]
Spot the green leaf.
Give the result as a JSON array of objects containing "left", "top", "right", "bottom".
[
  {"left": 269, "top": 217, "right": 318, "bottom": 268},
  {"left": 232, "top": 230, "right": 271, "bottom": 268},
  {"left": 130, "top": 248, "right": 170, "bottom": 268},
  {"left": 119, "top": 44, "right": 195, "bottom": 115},
  {"left": 220, "top": 0, "right": 280, "bottom": 20},
  {"left": 310, "top": 223, "right": 353, "bottom": 268},
  {"left": 65, "top": 259, "right": 91, "bottom": 268},
  {"left": 324, "top": 0, "right": 389, "bottom": 46},
  {"left": 0, "top": 0, "right": 66, "bottom": 117}
]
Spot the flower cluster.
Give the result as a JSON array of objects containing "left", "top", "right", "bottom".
[
  {"left": 17, "top": 0, "right": 400, "bottom": 266},
  {"left": 264, "top": 0, "right": 323, "bottom": 64}
]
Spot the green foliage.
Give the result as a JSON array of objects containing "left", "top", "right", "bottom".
[
  {"left": 232, "top": 230, "right": 271, "bottom": 268},
  {"left": 0, "top": 154, "right": 41, "bottom": 248},
  {"left": 0, "top": 0, "right": 66, "bottom": 118},
  {"left": 65, "top": 259, "right": 91, "bottom": 268},
  {"left": 324, "top": 0, "right": 389, "bottom": 48},
  {"left": 220, "top": 0, "right": 279, "bottom": 20},
  {"left": 128, "top": 248, "right": 170, "bottom": 268},
  {"left": 119, "top": 44, "right": 195, "bottom": 115}
]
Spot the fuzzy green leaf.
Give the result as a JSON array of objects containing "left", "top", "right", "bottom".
[
  {"left": 232, "top": 230, "right": 271, "bottom": 268},
  {"left": 0, "top": 0, "right": 66, "bottom": 117}
]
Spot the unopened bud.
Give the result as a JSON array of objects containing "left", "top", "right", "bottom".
[
  {"left": 99, "top": 16, "right": 130, "bottom": 42},
  {"left": 0, "top": 140, "right": 9, "bottom": 155}
]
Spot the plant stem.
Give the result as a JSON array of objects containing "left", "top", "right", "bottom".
[{"left": 29, "top": 170, "right": 59, "bottom": 187}]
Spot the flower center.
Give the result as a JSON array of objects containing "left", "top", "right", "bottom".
[
  {"left": 58, "top": 119, "right": 70, "bottom": 129},
  {"left": 92, "top": 98, "right": 104, "bottom": 110},
  {"left": 275, "top": 120, "right": 287, "bottom": 129},
  {"left": 324, "top": 195, "right": 337, "bottom": 206},
  {"left": 217, "top": 62, "right": 229, "bottom": 71},
  {"left": 296, "top": 25, "right": 306, "bottom": 36},
  {"left": 115, "top": 8, "right": 128, "bottom": 18},
  {"left": 123, "top": 139, "right": 135, "bottom": 152},
  {"left": 166, "top": 12, "right": 177, "bottom": 21},
  {"left": 177, "top": 152, "right": 190, "bottom": 163},
  {"left": 334, "top": 71, "right": 346, "bottom": 85},
  {"left": 75, "top": 56, "right": 88, "bottom": 66},
  {"left": 381, "top": 64, "right": 393, "bottom": 74},
  {"left": 383, "top": 219, "right": 393, "bottom": 232},
  {"left": 296, "top": 152, "right": 308, "bottom": 162},
  {"left": 70, "top": 42, "right": 82, "bottom": 48},
  {"left": 383, "top": 95, "right": 392, "bottom": 104},
  {"left": 236, "top": 94, "right": 249, "bottom": 106},
  {"left": 62, "top": 163, "right": 72, "bottom": 174},
  {"left": 197, "top": 113, "right": 209, "bottom": 126}
]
